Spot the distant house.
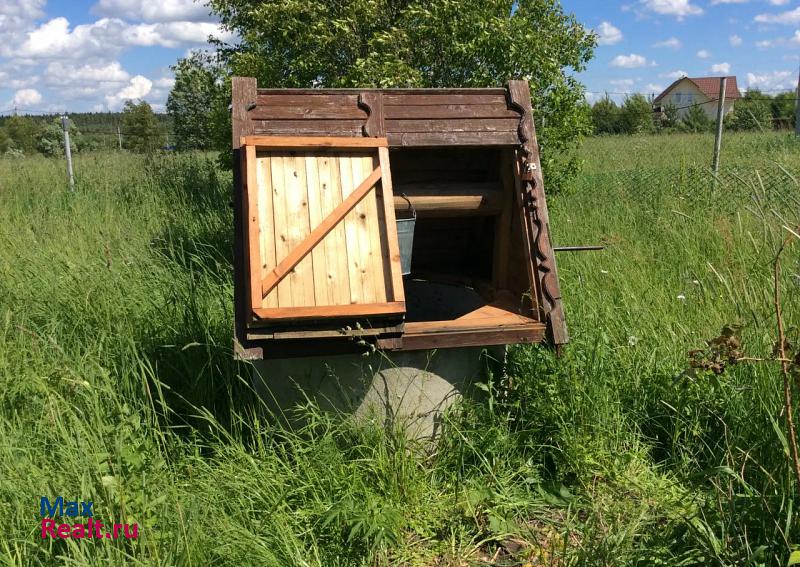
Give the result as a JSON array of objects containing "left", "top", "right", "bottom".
[{"left": 653, "top": 76, "right": 741, "bottom": 120}]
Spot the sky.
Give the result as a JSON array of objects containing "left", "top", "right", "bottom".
[
  {"left": 562, "top": 0, "right": 800, "bottom": 101},
  {"left": 0, "top": 0, "right": 798, "bottom": 114}
]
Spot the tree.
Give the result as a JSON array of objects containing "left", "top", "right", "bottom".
[
  {"left": 620, "top": 94, "right": 654, "bottom": 134},
  {"left": 659, "top": 102, "right": 680, "bottom": 131},
  {"left": 167, "top": 53, "right": 227, "bottom": 150},
  {"left": 121, "top": 100, "right": 166, "bottom": 152},
  {"left": 591, "top": 96, "right": 621, "bottom": 134},
  {"left": 682, "top": 105, "right": 712, "bottom": 133},
  {"left": 771, "top": 91, "right": 795, "bottom": 130},
  {"left": 4, "top": 115, "right": 38, "bottom": 153},
  {"left": 725, "top": 90, "right": 773, "bottom": 131},
  {"left": 0, "top": 128, "right": 9, "bottom": 154},
  {"left": 207, "top": 0, "right": 596, "bottom": 191},
  {"left": 36, "top": 118, "right": 81, "bottom": 157}
]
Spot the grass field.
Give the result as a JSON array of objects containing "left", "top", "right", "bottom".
[{"left": 1, "top": 131, "right": 799, "bottom": 565}]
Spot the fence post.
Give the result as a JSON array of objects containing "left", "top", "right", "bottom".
[
  {"left": 61, "top": 115, "right": 75, "bottom": 191},
  {"left": 794, "top": 65, "right": 800, "bottom": 136},
  {"left": 711, "top": 77, "right": 727, "bottom": 182}
]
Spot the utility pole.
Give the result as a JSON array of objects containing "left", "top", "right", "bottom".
[
  {"left": 117, "top": 124, "right": 122, "bottom": 150},
  {"left": 711, "top": 76, "right": 727, "bottom": 179},
  {"left": 794, "top": 64, "right": 800, "bottom": 136},
  {"left": 61, "top": 115, "right": 75, "bottom": 191}
]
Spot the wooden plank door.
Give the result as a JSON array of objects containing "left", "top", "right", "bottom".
[{"left": 242, "top": 137, "right": 405, "bottom": 327}]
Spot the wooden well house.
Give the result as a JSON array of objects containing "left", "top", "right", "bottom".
[{"left": 232, "top": 78, "right": 567, "bottom": 359}]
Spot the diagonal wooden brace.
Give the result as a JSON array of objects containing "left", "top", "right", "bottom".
[{"left": 261, "top": 165, "right": 383, "bottom": 299}]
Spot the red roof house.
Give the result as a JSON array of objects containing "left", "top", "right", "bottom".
[{"left": 653, "top": 76, "right": 741, "bottom": 119}]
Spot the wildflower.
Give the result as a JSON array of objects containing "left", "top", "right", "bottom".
[
  {"left": 600, "top": 269, "right": 609, "bottom": 274},
  {"left": 677, "top": 293, "right": 686, "bottom": 301},
  {"left": 628, "top": 335, "right": 638, "bottom": 347}
]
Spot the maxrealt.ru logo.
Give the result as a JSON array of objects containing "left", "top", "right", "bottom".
[{"left": 40, "top": 497, "right": 138, "bottom": 540}]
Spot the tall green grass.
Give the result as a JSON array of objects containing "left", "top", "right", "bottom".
[{"left": 0, "top": 133, "right": 798, "bottom": 565}]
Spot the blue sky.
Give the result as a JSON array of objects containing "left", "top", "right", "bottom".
[
  {"left": 563, "top": 0, "right": 800, "bottom": 101},
  {"left": 0, "top": 0, "right": 798, "bottom": 113}
]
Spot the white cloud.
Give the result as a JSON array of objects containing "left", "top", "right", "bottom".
[
  {"left": 13, "top": 17, "right": 124, "bottom": 60},
  {"left": 610, "top": 53, "right": 649, "bottom": 68},
  {"left": 44, "top": 61, "right": 131, "bottom": 86},
  {"left": 10, "top": 17, "right": 231, "bottom": 61},
  {"left": 639, "top": 0, "right": 703, "bottom": 19},
  {"left": 711, "top": 0, "right": 748, "bottom": 4},
  {"left": 756, "top": 30, "right": 800, "bottom": 48},
  {"left": 0, "top": 0, "right": 47, "bottom": 57},
  {"left": 711, "top": 62, "right": 731, "bottom": 73},
  {"left": 746, "top": 70, "right": 794, "bottom": 91},
  {"left": 0, "top": 0, "right": 45, "bottom": 21},
  {"left": 123, "top": 21, "right": 229, "bottom": 47},
  {"left": 660, "top": 69, "right": 688, "bottom": 79},
  {"left": 697, "top": 49, "right": 711, "bottom": 58},
  {"left": 105, "top": 75, "right": 152, "bottom": 109},
  {"left": 11, "top": 88, "right": 42, "bottom": 107},
  {"left": 154, "top": 77, "right": 176, "bottom": 89},
  {"left": 653, "top": 37, "right": 682, "bottom": 48},
  {"left": 610, "top": 78, "right": 635, "bottom": 89},
  {"left": 645, "top": 83, "right": 665, "bottom": 93},
  {"left": 596, "top": 21, "right": 623, "bottom": 45},
  {"left": 91, "top": 0, "right": 213, "bottom": 23},
  {"left": 729, "top": 34, "right": 743, "bottom": 46},
  {"left": 755, "top": 7, "right": 800, "bottom": 25},
  {"left": 769, "top": 0, "right": 790, "bottom": 5}
]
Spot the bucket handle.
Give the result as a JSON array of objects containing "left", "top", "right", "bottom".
[{"left": 399, "top": 193, "right": 417, "bottom": 219}]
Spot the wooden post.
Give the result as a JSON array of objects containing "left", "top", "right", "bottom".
[
  {"left": 61, "top": 115, "right": 75, "bottom": 191},
  {"left": 712, "top": 76, "right": 727, "bottom": 177},
  {"left": 231, "top": 77, "right": 261, "bottom": 359},
  {"left": 795, "top": 65, "right": 800, "bottom": 136},
  {"left": 117, "top": 124, "right": 122, "bottom": 150}
]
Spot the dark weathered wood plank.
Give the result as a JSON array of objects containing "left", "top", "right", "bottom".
[
  {"left": 386, "top": 104, "right": 519, "bottom": 119},
  {"left": 249, "top": 106, "right": 367, "bottom": 120},
  {"left": 388, "top": 131, "right": 519, "bottom": 147},
  {"left": 386, "top": 118, "right": 518, "bottom": 133},
  {"left": 251, "top": 120, "right": 365, "bottom": 135},
  {"left": 391, "top": 321, "right": 546, "bottom": 351},
  {"left": 257, "top": 88, "right": 507, "bottom": 96},
  {"left": 256, "top": 94, "right": 360, "bottom": 107},
  {"left": 383, "top": 93, "right": 508, "bottom": 106}
]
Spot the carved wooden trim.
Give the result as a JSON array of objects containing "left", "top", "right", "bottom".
[
  {"left": 506, "top": 80, "right": 568, "bottom": 345},
  {"left": 358, "top": 92, "right": 385, "bottom": 137}
]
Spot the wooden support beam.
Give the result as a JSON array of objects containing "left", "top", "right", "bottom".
[
  {"left": 260, "top": 165, "right": 383, "bottom": 299},
  {"left": 393, "top": 182, "right": 502, "bottom": 217}
]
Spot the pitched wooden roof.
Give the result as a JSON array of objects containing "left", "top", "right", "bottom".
[{"left": 653, "top": 76, "right": 741, "bottom": 104}]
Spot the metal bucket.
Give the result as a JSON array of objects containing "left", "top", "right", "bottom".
[{"left": 396, "top": 194, "right": 416, "bottom": 276}]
